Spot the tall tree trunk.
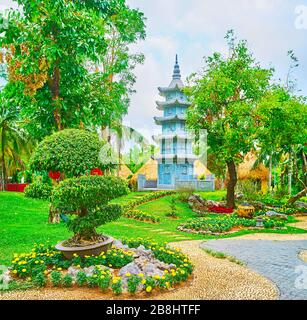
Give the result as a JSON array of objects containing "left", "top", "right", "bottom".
[
  {"left": 49, "top": 59, "right": 62, "bottom": 131},
  {"left": 288, "top": 151, "right": 293, "bottom": 196},
  {"left": 268, "top": 154, "right": 273, "bottom": 193},
  {"left": 226, "top": 160, "right": 237, "bottom": 208},
  {"left": 1, "top": 127, "right": 6, "bottom": 191},
  {"left": 287, "top": 188, "right": 307, "bottom": 205}
]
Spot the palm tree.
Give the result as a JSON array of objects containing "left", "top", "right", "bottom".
[{"left": 0, "top": 94, "right": 33, "bottom": 190}]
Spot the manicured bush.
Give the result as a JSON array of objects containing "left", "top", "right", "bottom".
[
  {"left": 24, "top": 181, "right": 53, "bottom": 200},
  {"left": 124, "top": 210, "right": 160, "bottom": 223},
  {"left": 29, "top": 129, "right": 106, "bottom": 178},
  {"left": 51, "top": 175, "right": 128, "bottom": 244}
]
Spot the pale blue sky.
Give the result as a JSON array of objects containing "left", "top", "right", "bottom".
[{"left": 1, "top": 0, "right": 307, "bottom": 141}]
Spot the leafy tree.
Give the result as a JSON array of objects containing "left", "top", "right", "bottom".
[
  {"left": 52, "top": 175, "right": 129, "bottom": 244},
  {"left": 0, "top": 92, "right": 33, "bottom": 189},
  {"left": 0, "top": 0, "right": 145, "bottom": 138},
  {"left": 185, "top": 31, "right": 272, "bottom": 208},
  {"left": 255, "top": 87, "right": 307, "bottom": 198},
  {"left": 29, "top": 129, "right": 107, "bottom": 178}
]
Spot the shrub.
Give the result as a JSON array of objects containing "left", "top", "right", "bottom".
[
  {"left": 32, "top": 272, "right": 46, "bottom": 287},
  {"left": 166, "top": 197, "right": 178, "bottom": 218},
  {"left": 29, "top": 129, "right": 107, "bottom": 178},
  {"left": 124, "top": 210, "right": 160, "bottom": 223},
  {"left": 51, "top": 175, "right": 129, "bottom": 244},
  {"left": 127, "top": 275, "right": 141, "bottom": 294},
  {"left": 24, "top": 181, "right": 53, "bottom": 200},
  {"left": 50, "top": 271, "right": 62, "bottom": 287},
  {"left": 76, "top": 271, "right": 87, "bottom": 287},
  {"left": 62, "top": 274, "right": 73, "bottom": 287}
]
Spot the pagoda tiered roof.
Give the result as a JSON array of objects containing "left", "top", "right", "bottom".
[
  {"left": 156, "top": 99, "right": 190, "bottom": 110},
  {"left": 154, "top": 114, "right": 186, "bottom": 125},
  {"left": 152, "top": 132, "right": 194, "bottom": 142}
]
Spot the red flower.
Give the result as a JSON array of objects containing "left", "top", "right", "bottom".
[
  {"left": 90, "top": 168, "right": 104, "bottom": 176},
  {"left": 48, "top": 171, "right": 61, "bottom": 180},
  {"left": 208, "top": 206, "right": 233, "bottom": 214}
]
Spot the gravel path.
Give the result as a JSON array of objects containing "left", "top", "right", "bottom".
[
  {"left": 155, "top": 241, "right": 278, "bottom": 300},
  {"left": 202, "top": 239, "right": 307, "bottom": 300},
  {"left": 0, "top": 241, "right": 278, "bottom": 300}
]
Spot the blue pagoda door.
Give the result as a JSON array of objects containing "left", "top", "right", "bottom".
[{"left": 159, "top": 164, "right": 172, "bottom": 185}]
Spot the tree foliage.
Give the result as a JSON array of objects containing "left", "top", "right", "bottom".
[
  {"left": 0, "top": 0, "right": 146, "bottom": 138},
  {"left": 186, "top": 31, "right": 273, "bottom": 207},
  {"left": 29, "top": 129, "right": 106, "bottom": 177},
  {"left": 51, "top": 175, "right": 129, "bottom": 242}
]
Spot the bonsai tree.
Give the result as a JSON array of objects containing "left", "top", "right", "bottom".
[
  {"left": 51, "top": 175, "right": 129, "bottom": 246},
  {"left": 29, "top": 129, "right": 109, "bottom": 177}
]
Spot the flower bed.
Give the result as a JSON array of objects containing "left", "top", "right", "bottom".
[
  {"left": 7, "top": 239, "right": 193, "bottom": 295},
  {"left": 178, "top": 214, "right": 287, "bottom": 235},
  {"left": 124, "top": 210, "right": 161, "bottom": 224},
  {"left": 122, "top": 191, "right": 176, "bottom": 212},
  {"left": 208, "top": 205, "right": 234, "bottom": 214}
]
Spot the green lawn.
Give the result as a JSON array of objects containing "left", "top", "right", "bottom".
[{"left": 0, "top": 191, "right": 306, "bottom": 266}]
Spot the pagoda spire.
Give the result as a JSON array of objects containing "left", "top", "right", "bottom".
[{"left": 172, "top": 54, "right": 181, "bottom": 80}]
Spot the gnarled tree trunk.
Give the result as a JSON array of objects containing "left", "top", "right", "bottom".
[{"left": 287, "top": 188, "right": 307, "bottom": 205}]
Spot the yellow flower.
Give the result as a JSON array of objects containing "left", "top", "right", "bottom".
[
  {"left": 113, "top": 253, "right": 117, "bottom": 257},
  {"left": 125, "top": 272, "right": 131, "bottom": 277},
  {"left": 22, "top": 269, "right": 27, "bottom": 273},
  {"left": 164, "top": 270, "right": 169, "bottom": 274},
  {"left": 154, "top": 275, "right": 160, "bottom": 280},
  {"left": 35, "top": 260, "right": 39, "bottom": 264},
  {"left": 162, "top": 276, "right": 166, "bottom": 280},
  {"left": 109, "top": 264, "right": 112, "bottom": 267},
  {"left": 141, "top": 279, "right": 146, "bottom": 285},
  {"left": 138, "top": 273, "right": 144, "bottom": 278},
  {"left": 100, "top": 276, "right": 105, "bottom": 280},
  {"left": 166, "top": 282, "right": 171, "bottom": 289},
  {"left": 12, "top": 270, "right": 18, "bottom": 274},
  {"left": 146, "top": 286, "right": 152, "bottom": 293},
  {"left": 27, "top": 277, "right": 32, "bottom": 281},
  {"left": 57, "top": 267, "right": 62, "bottom": 271},
  {"left": 73, "top": 253, "right": 78, "bottom": 258},
  {"left": 44, "top": 270, "right": 48, "bottom": 275}
]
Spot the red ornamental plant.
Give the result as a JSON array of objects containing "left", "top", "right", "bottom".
[
  {"left": 90, "top": 168, "right": 104, "bottom": 176},
  {"left": 49, "top": 171, "right": 61, "bottom": 180},
  {"left": 208, "top": 206, "right": 234, "bottom": 214}
]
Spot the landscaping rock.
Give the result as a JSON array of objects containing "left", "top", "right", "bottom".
[
  {"left": 119, "top": 262, "right": 142, "bottom": 277},
  {"left": 295, "top": 201, "right": 307, "bottom": 209},
  {"left": 67, "top": 266, "right": 81, "bottom": 277},
  {"left": 142, "top": 263, "right": 164, "bottom": 277},
  {"left": 113, "top": 239, "right": 129, "bottom": 250},
  {"left": 188, "top": 194, "right": 209, "bottom": 214},
  {"left": 265, "top": 211, "right": 288, "bottom": 220}
]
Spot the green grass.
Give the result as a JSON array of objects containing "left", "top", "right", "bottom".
[
  {"left": 202, "top": 248, "right": 245, "bottom": 266},
  {"left": 0, "top": 191, "right": 306, "bottom": 266}
]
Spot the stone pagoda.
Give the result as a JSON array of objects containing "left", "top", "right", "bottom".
[{"left": 153, "top": 55, "right": 198, "bottom": 189}]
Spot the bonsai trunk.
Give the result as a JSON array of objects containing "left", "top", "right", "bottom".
[
  {"left": 48, "top": 205, "right": 60, "bottom": 224},
  {"left": 226, "top": 160, "right": 237, "bottom": 208}
]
